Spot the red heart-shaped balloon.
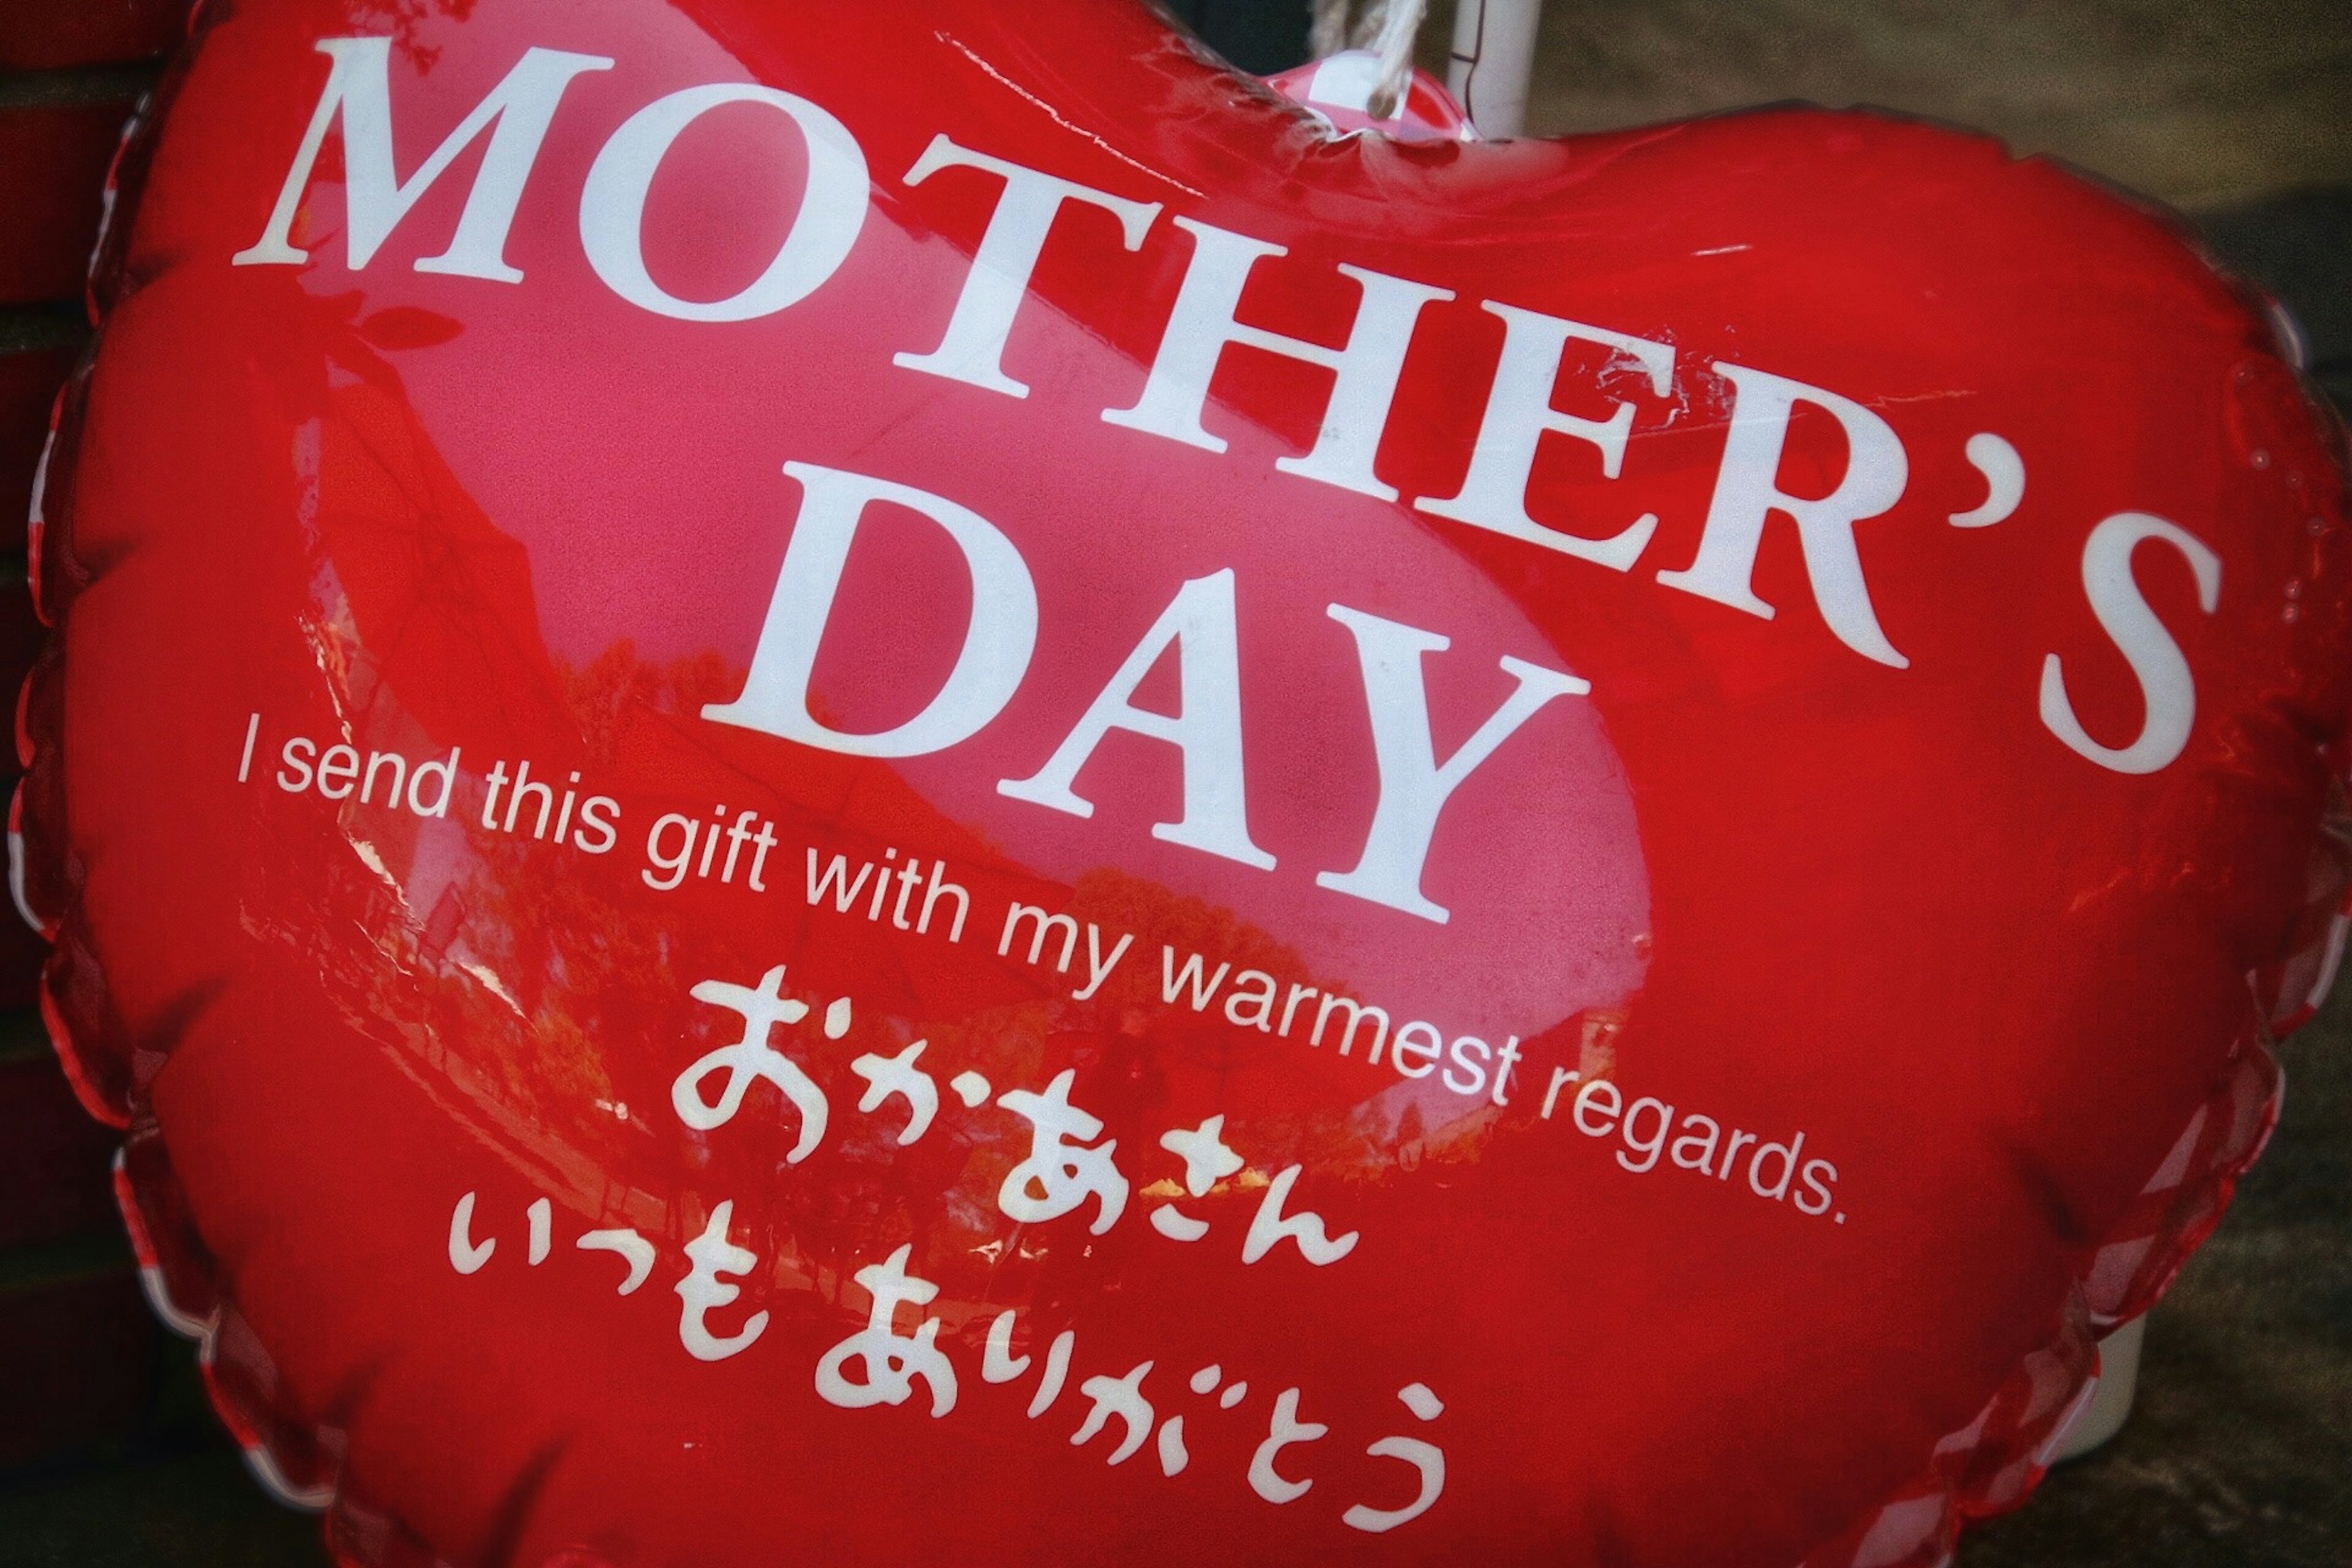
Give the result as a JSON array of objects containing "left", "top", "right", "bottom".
[{"left": 22, "top": 1, "right": 2352, "bottom": 1563}]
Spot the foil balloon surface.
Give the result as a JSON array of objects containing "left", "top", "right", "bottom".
[{"left": 21, "top": 0, "right": 2352, "bottom": 1563}]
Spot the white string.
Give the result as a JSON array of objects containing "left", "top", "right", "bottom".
[
  {"left": 1308, "top": 0, "right": 1351, "bottom": 59},
  {"left": 1308, "top": 0, "right": 1428, "bottom": 121}
]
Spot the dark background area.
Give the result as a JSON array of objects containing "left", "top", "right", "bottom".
[{"left": 1, "top": 1, "right": 2346, "bottom": 1563}]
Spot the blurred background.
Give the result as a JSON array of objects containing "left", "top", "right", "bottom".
[{"left": 0, "top": 1, "right": 2345, "bottom": 1563}]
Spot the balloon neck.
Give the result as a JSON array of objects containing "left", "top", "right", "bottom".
[{"left": 1263, "top": 50, "right": 1479, "bottom": 143}]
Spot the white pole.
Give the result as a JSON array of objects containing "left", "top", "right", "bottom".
[{"left": 1446, "top": 0, "right": 1544, "bottom": 138}]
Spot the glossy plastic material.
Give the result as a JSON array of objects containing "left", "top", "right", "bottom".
[{"left": 20, "top": 1, "right": 2352, "bottom": 1564}]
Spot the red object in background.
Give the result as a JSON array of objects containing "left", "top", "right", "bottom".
[
  {"left": 0, "top": 102, "right": 140, "bottom": 305},
  {"left": 0, "top": 1268, "right": 158, "bottom": 1469},
  {"left": 0, "top": 482, "right": 47, "bottom": 1006},
  {"left": 0, "top": 2, "right": 155, "bottom": 1466},
  {"left": 0, "top": 0, "right": 188, "bottom": 70},
  {"left": 19, "top": 1, "right": 2352, "bottom": 1564},
  {"left": 0, "top": 342, "right": 78, "bottom": 552},
  {"left": 0, "top": 1047, "right": 121, "bottom": 1246},
  {"left": 0, "top": 575, "right": 40, "bottom": 700}
]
